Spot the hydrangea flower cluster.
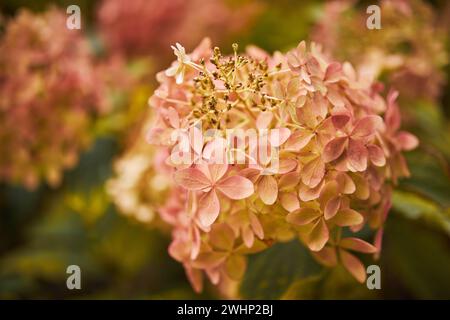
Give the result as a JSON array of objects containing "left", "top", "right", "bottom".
[
  {"left": 147, "top": 38, "right": 418, "bottom": 292},
  {"left": 0, "top": 9, "right": 108, "bottom": 189},
  {"left": 312, "top": 0, "right": 448, "bottom": 103},
  {"left": 97, "top": 0, "right": 259, "bottom": 58}
]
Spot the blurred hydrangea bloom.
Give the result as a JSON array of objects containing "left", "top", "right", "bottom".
[
  {"left": 144, "top": 38, "right": 417, "bottom": 292},
  {"left": 0, "top": 9, "right": 109, "bottom": 189},
  {"left": 96, "top": 0, "right": 259, "bottom": 58},
  {"left": 107, "top": 112, "right": 173, "bottom": 224},
  {"left": 312, "top": 0, "right": 448, "bottom": 104}
]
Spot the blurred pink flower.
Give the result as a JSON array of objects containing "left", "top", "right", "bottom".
[
  {"left": 96, "top": 0, "right": 260, "bottom": 58},
  {"left": 0, "top": 8, "right": 109, "bottom": 189},
  {"left": 312, "top": 0, "right": 448, "bottom": 103}
]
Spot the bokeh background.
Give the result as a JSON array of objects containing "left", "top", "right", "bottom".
[{"left": 0, "top": 0, "right": 449, "bottom": 299}]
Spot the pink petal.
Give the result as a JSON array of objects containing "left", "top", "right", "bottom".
[
  {"left": 285, "top": 130, "right": 315, "bottom": 151},
  {"left": 269, "top": 128, "right": 291, "bottom": 147},
  {"left": 203, "top": 138, "right": 228, "bottom": 164},
  {"left": 327, "top": 86, "right": 345, "bottom": 107},
  {"left": 272, "top": 81, "right": 285, "bottom": 100},
  {"left": 298, "top": 181, "right": 324, "bottom": 201},
  {"left": 324, "top": 62, "right": 342, "bottom": 83},
  {"left": 385, "top": 90, "right": 401, "bottom": 131},
  {"left": 312, "top": 246, "right": 337, "bottom": 267},
  {"left": 374, "top": 228, "right": 384, "bottom": 260},
  {"left": 300, "top": 67, "right": 311, "bottom": 84},
  {"left": 191, "top": 37, "right": 212, "bottom": 60},
  {"left": 308, "top": 219, "right": 329, "bottom": 251},
  {"left": 347, "top": 139, "right": 368, "bottom": 172},
  {"left": 146, "top": 127, "right": 171, "bottom": 145},
  {"left": 351, "top": 115, "right": 382, "bottom": 138},
  {"left": 319, "top": 180, "right": 338, "bottom": 201},
  {"left": 301, "top": 157, "right": 325, "bottom": 188},
  {"left": 189, "top": 126, "right": 204, "bottom": 156},
  {"left": 295, "top": 95, "right": 307, "bottom": 108},
  {"left": 396, "top": 131, "right": 419, "bottom": 151},
  {"left": 242, "top": 225, "right": 254, "bottom": 248},
  {"left": 336, "top": 172, "right": 356, "bottom": 194},
  {"left": 313, "top": 93, "right": 329, "bottom": 119},
  {"left": 287, "top": 78, "right": 301, "bottom": 97},
  {"left": 166, "top": 107, "right": 180, "bottom": 128},
  {"left": 217, "top": 175, "right": 254, "bottom": 200},
  {"left": 278, "top": 158, "right": 298, "bottom": 174},
  {"left": 192, "top": 251, "right": 227, "bottom": 269},
  {"left": 324, "top": 196, "right": 341, "bottom": 220},
  {"left": 239, "top": 168, "right": 261, "bottom": 183},
  {"left": 287, "top": 51, "right": 301, "bottom": 70},
  {"left": 168, "top": 239, "right": 189, "bottom": 262},
  {"left": 332, "top": 208, "right": 363, "bottom": 226},
  {"left": 331, "top": 114, "right": 350, "bottom": 130},
  {"left": 249, "top": 211, "right": 264, "bottom": 239},
  {"left": 256, "top": 111, "right": 273, "bottom": 130},
  {"left": 340, "top": 250, "right": 366, "bottom": 283},
  {"left": 174, "top": 168, "right": 211, "bottom": 190},
  {"left": 278, "top": 171, "right": 301, "bottom": 190},
  {"left": 205, "top": 268, "right": 220, "bottom": 285},
  {"left": 368, "top": 144, "right": 386, "bottom": 166},
  {"left": 190, "top": 225, "right": 201, "bottom": 259},
  {"left": 353, "top": 174, "right": 370, "bottom": 200},
  {"left": 198, "top": 190, "right": 220, "bottom": 227},
  {"left": 307, "top": 57, "right": 322, "bottom": 78},
  {"left": 340, "top": 237, "right": 378, "bottom": 254},
  {"left": 280, "top": 192, "right": 300, "bottom": 212},
  {"left": 286, "top": 208, "right": 322, "bottom": 226},
  {"left": 165, "top": 65, "right": 178, "bottom": 77},
  {"left": 323, "top": 137, "right": 348, "bottom": 163},
  {"left": 185, "top": 267, "right": 203, "bottom": 293},
  {"left": 207, "top": 164, "right": 228, "bottom": 183},
  {"left": 257, "top": 175, "right": 278, "bottom": 205}
]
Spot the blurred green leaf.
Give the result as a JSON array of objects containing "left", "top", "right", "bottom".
[
  {"left": 281, "top": 275, "right": 322, "bottom": 299},
  {"left": 400, "top": 150, "right": 450, "bottom": 209},
  {"left": 381, "top": 215, "right": 450, "bottom": 299},
  {"left": 240, "top": 239, "right": 321, "bottom": 299},
  {"left": 392, "top": 190, "right": 450, "bottom": 235},
  {"left": 407, "top": 100, "right": 450, "bottom": 160},
  {"left": 281, "top": 266, "right": 378, "bottom": 300}
]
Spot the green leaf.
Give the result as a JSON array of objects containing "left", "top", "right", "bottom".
[
  {"left": 400, "top": 150, "right": 450, "bottom": 208},
  {"left": 281, "top": 266, "right": 379, "bottom": 300},
  {"left": 392, "top": 190, "right": 450, "bottom": 235},
  {"left": 281, "top": 275, "right": 322, "bottom": 299},
  {"left": 381, "top": 214, "right": 450, "bottom": 299},
  {"left": 240, "top": 239, "right": 321, "bottom": 299}
]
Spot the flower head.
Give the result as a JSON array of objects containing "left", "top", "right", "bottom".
[{"left": 147, "top": 39, "right": 417, "bottom": 291}]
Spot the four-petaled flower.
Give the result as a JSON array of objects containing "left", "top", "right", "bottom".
[
  {"left": 323, "top": 114, "right": 385, "bottom": 172},
  {"left": 175, "top": 164, "right": 254, "bottom": 227}
]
